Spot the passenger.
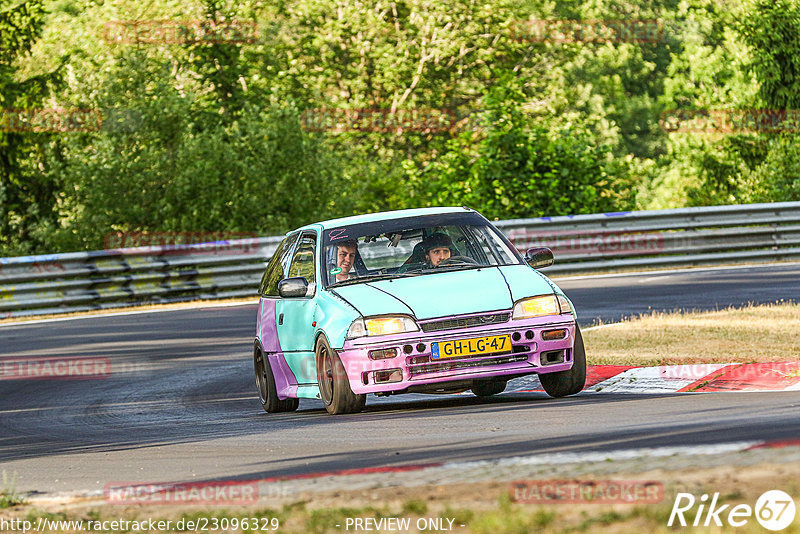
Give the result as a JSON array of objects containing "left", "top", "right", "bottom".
[
  {"left": 333, "top": 239, "right": 358, "bottom": 282},
  {"left": 422, "top": 232, "right": 453, "bottom": 267}
]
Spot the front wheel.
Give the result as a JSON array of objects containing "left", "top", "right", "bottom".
[
  {"left": 539, "top": 325, "right": 587, "bottom": 398},
  {"left": 254, "top": 349, "right": 299, "bottom": 413},
  {"left": 316, "top": 337, "right": 366, "bottom": 415}
]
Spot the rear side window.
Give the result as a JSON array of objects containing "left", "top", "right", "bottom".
[{"left": 259, "top": 233, "right": 299, "bottom": 296}]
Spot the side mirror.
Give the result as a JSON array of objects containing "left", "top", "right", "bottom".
[
  {"left": 525, "top": 247, "right": 554, "bottom": 269},
  {"left": 278, "top": 277, "right": 310, "bottom": 298}
]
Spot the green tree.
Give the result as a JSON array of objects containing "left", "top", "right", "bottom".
[
  {"left": 0, "top": 0, "right": 61, "bottom": 255},
  {"left": 738, "top": 0, "right": 800, "bottom": 110},
  {"left": 9, "top": 0, "right": 797, "bottom": 256},
  {"left": 43, "top": 49, "right": 346, "bottom": 251},
  {"left": 686, "top": 0, "right": 800, "bottom": 205},
  {"left": 404, "top": 77, "right": 630, "bottom": 219}
]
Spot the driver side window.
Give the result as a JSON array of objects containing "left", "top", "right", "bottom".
[
  {"left": 287, "top": 233, "right": 317, "bottom": 283},
  {"left": 260, "top": 233, "right": 299, "bottom": 297}
]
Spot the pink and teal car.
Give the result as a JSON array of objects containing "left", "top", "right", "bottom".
[{"left": 254, "top": 207, "right": 585, "bottom": 415}]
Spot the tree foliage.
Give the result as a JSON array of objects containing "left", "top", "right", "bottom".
[
  {"left": 404, "top": 77, "right": 629, "bottom": 219},
  {"left": 686, "top": 0, "right": 800, "bottom": 206},
  {"left": 0, "top": 0, "right": 60, "bottom": 254},
  {"left": 1, "top": 0, "right": 799, "bottom": 255}
]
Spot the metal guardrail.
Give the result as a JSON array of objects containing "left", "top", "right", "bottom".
[
  {"left": 2, "top": 202, "right": 799, "bottom": 318},
  {"left": 496, "top": 201, "right": 800, "bottom": 273},
  {"left": 0, "top": 238, "right": 283, "bottom": 318}
]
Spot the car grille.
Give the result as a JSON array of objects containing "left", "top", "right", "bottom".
[
  {"left": 409, "top": 353, "right": 529, "bottom": 376},
  {"left": 419, "top": 312, "right": 510, "bottom": 333}
]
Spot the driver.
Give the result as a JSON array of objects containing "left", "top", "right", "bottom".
[
  {"left": 422, "top": 232, "right": 453, "bottom": 267},
  {"left": 334, "top": 239, "right": 358, "bottom": 282}
]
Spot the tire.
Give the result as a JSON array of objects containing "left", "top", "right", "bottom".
[
  {"left": 471, "top": 380, "right": 507, "bottom": 397},
  {"left": 254, "top": 348, "right": 299, "bottom": 413},
  {"left": 316, "top": 336, "right": 366, "bottom": 415},
  {"left": 539, "top": 325, "right": 587, "bottom": 398}
]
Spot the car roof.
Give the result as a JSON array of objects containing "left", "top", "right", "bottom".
[{"left": 289, "top": 207, "right": 475, "bottom": 234}]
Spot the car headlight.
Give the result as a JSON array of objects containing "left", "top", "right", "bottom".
[
  {"left": 346, "top": 315, "right": 420, "bottom": 338},
  {"left": 512, "top": 295, "right": 561, "bottom": 319}
]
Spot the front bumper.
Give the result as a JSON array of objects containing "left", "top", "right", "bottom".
[{"left": 337, "top": 313, "right": 577, "bottom": 395}]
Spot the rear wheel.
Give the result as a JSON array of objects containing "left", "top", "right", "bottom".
[
  {"left": 254, "top": 349, "right": 299, "bottom": 413},
  {"left": 539, "top": 325, "right": 587, "bottom": 398},
  {"left": 471, "top": 380, "right": 507, "bottom": 397},
  {"left": 316, "top": 337, "right": 366, "bottom": 415}
]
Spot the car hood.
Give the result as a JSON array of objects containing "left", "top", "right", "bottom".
[{"left": 330, "top": 265, "right": 555, "bottom": 320}]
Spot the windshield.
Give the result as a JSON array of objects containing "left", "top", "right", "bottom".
[{"left": 321, "top": 212, "right": 520, "bottom": 287}]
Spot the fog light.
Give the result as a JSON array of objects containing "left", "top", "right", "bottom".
[
  {"left": 374, "top": 369, "right": 403, "bottom": 383},
  {"left": 416, "top": 343, "right": 426, "bottom": 353},
  {"left": 403, "top": 344, "right": 414, "bottom": 354},
  {"left": 368, "top": 348, "right": 397, "bottom": 360},
  {"left": 525, "top": 330, "right": 535, "bottom": 340},
  {"left": 542, "top": 329, "right": 568, "bottom": 341},
  {"left": 512, "top": 332, "right": 521, "bottom": 342}
]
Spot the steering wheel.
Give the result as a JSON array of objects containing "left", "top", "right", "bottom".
[
  {"left": 397, "top": 262, "right": 426, "bottom": 274},
  {"left": 439, "top": 256, "right": 479, "bottom": 266}
]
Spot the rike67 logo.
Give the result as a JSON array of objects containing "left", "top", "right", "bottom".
[{"left": 669, "top": 490, "right": 796, "bottom": 531}]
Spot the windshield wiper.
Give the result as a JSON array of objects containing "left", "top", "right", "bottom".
[
  {"left": 328, "top": 272, "right": 419, "bottom": 287},
  {"left": 416, "top": 264, "right": 488, "bottom": 274}
]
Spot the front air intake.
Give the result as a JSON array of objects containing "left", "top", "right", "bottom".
[{"left": 540, "top": 350, "right": 565, "bottom": 365}]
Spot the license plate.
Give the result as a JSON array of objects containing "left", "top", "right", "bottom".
[{"left": 431, "top": 334, "right": 511, "bottom": 360}]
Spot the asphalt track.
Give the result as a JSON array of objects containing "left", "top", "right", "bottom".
[{"left": 1, "top": 263, "right": 799, "bottom": 495}]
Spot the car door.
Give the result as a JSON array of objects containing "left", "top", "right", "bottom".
[
  {"left": 275, "top": 231, "right": 319, "bottom": 385},
  {"left": 257, "top": 232, "right": 299, "bottom": 393}
]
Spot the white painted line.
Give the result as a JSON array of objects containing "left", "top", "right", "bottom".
[
  {"left": 552, "top": 261, "right": 800, "bottom": 281},
  {"left": 0, "top": 299, "right": 259, "bottom": 328},
  {"left": 582, "top": 322, "right": 625, "bottom": 332},
  {"left": 464, "top": 441, "right": 761, "bottom": 469},
  {"left": 640, "top": 275, "right": 670, "bottom": 283}
]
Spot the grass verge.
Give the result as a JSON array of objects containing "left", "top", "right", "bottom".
[
  {"left": 583, "top": 302, "right": 800, "bottom": 366},
  {"left": 0, "top": 491, "right": 24, "bottom": 509},
  {"left": 0, "top": 472, "right": 24, "bottom": 509}
]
